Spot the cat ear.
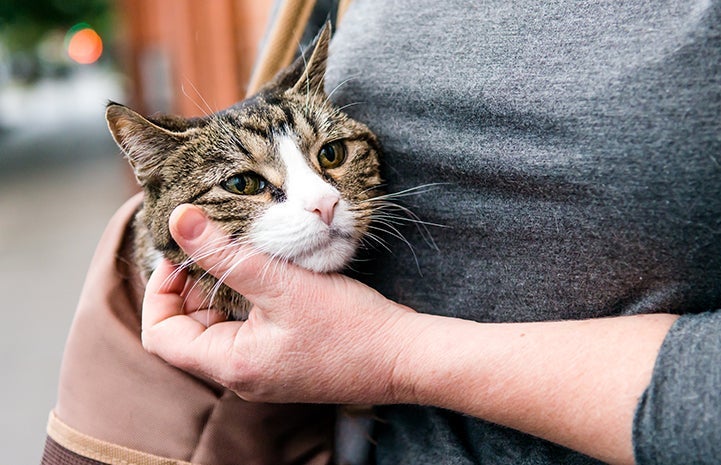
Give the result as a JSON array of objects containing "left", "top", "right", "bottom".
[
  {"left": 258, "top": 21, "right": 332, "bottom": 97},
  {"left": 291, "top": 21, "right": 332, "bottom": 96},
  {"left": 105, "top": 102, "right": 192, "bottom": 186}
]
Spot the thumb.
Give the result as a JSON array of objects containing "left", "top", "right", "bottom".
[{"left": 168, "top": 204, "right": 311, "bottom": 310}]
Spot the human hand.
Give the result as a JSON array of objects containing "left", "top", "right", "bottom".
[
  {"left": 141, "top": 204, "right": 417, "bottom": 404},
  {"left": 140, "top": 204, "right": 681, "bottom": 464}
]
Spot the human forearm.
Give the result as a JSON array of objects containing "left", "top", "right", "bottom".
[
  {"left": 142, "top": 205, "right": 680, "bottom": 464},
  {"left": 388, "top": 311, "right": 678, "bottom": 465}
]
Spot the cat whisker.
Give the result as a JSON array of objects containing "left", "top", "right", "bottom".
[
  {"left": 299, "top": 41, "right": 327, "bottom": 110},
  {"left": 367, "top": 221, "right": 410, "bottom": 246},
  {"left": 209, "top": 252, "right": 254, "bottom": 308},
  {"left": 205, "top": 239, "right": 264, "bottom": 312},
  {"left": 160, "top": 236, "right": 256, "bottom": 313},
  {"left": 262, "top": 253, "right": 286, "bottom": 287},
  {"left": 296, "top": 40, "right": 312, "bottom": 114},
  {"left": 310, "top": 77, "right": 322, "bottom": 106},
  {"left": 326, "top": 74, "right": 360, "bottom": 103},
  {"left": 180, "top": 237, "right": 244, "bottom": 268},
  {"left": 371, "top": 204, "right": 447, "bottom": 229},
  {"left": 359, "top": 230, "right": 393, "bottom": 255},
  {"left": 180, "top": 79, "right": 215, "bottom": 117},
  {"left": 364, "top": 183, "right": 449, "bottom": 202},
  {"left": 337, "top": 101, "right": 366, "bottom": 113},
  {"left": 263, "top": 240, "right": 297, "bottom": 278},
  {"left": 364, "top": 184, "right": 450, "bottom": 252},
  {"left": 366, "top": 222, "right": 422, "bottom": 274},
  {"left": 376, "top": 209, "right": 440, "bottom": 252}
]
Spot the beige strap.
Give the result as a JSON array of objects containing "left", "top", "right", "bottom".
[
  {"left": 246, "top": 0, "right": 318, "bottom": 96},
  {"left": 47, "top": 411, "right": 193, "bottom": 465},
  {"left": 246, "top": 0, "right": 356, "bottom": 96},
  {"left": 336, "top": 0, "right": 353, "bottom": 26}
]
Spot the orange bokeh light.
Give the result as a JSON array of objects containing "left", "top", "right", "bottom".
[{"left": 67, "top": 28, "right": 103, "bottom": 64}]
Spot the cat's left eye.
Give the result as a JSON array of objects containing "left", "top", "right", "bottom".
[
  {"left": 221, "top": 172, "right": 267, "bottom": 195},
  {"left": 318, "top": 141, "right": 347, "bottom": 169}
]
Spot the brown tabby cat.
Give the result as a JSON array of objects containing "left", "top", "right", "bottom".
[{"left": 106, "top": 25, "right": 384, "bottom": 320}]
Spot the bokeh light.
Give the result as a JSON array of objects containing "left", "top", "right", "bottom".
[{"left": 66, "top": 23, "right": 103, "bottom": 64}]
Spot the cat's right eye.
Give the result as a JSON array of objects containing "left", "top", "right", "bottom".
[
  {"left": 318, "top": 140, "right": 347, "bottom": 169},
  {"left": 221, "top": 173, "right": 267, "bottom": 195}
]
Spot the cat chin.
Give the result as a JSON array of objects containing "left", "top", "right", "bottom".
[
  {"left": 250, "top": 199, "right": 360, "bottom": 273},
  {"left": 289, "top": 239, "right": 358, "bottom": 273}
]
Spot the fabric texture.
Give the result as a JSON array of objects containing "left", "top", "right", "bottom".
[
  {"left": 44, "top": 411, "right": 192, "bottom": 465},
  {"left": 634, "top": 312, "right": 721, "bottom": 464},
  {"left": 42, "top": 437, "right": 107, "bottom": 465},
  {"left": 45, "top": 194, "right": 334, "bottom": 465},
  {"left": 319, "top": 0, "right": 721, "bottom": 463}
]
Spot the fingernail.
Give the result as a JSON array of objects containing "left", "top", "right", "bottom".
[{"left": 174, "top": 206, "right": 207, "bottom": 241}]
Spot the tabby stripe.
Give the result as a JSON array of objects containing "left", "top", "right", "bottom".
[
  {"left": 296, "top": 109, "right": 319, "bottom": 136},
  {"left": 208, "top": 213, "right": 253, "bottom": 222},
  {"left": 203, "top": 150, "right": 240, "bottom": 165},
  {"left": 280, "top": 104, "right": 296, "bottom": 129},
  {"left": 231, "top": 138, "right": 253, "bottom": 159},
  {"left": 349, "top": 146, "right": 377, "bottom": 164},
  {"left": 195, "top": 198, "right": 235, "bottom": 206},
  {"left": 185, "top": 186, "right": 216, "bottom": 205},
  {"left": 241, "top": 124, "right": 270, "bottom": 139},
  {"left": 344, "top": 133, "right": 375, "bottom": 146},
  {"left": 262, "top": 93, "right": 284, "bottom": 106}
]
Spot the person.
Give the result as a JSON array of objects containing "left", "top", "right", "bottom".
[
  {"left": 46, "top": 1, "right": 720, "bottom": 464},
  {"left": 141, "top": 1, "right": 721, "bottom": 464}
]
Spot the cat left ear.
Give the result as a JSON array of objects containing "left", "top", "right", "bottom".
[
  {"left": 290, "top": 21, "right": 332, "bottom": 96},
  {"left": 106, "top": 102, "right": 193, "bottom": 186}
]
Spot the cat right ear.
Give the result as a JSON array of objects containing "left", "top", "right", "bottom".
[
  {"left": 256, "top": 21, "right": 332, "bottom": 97},
  {"left": 105, "top": 102, "right": 191, "bottom": 186},
  {"left": 290, "top": 21, "right": 331, "bottom": 96}
]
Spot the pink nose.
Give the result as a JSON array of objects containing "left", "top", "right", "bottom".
[{"left": 306, "top": 194, "right": 339, "bottom": 226}]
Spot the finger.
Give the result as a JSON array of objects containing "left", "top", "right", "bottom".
[
  {"left": 142, "top": 259, "right": 215, "bottom": 353},
  {"left": 180, "top": 277, "right": 216, "bottom": 313},
  {"left": 147, "top": 262, "right": 228, "bottom": 325},
  {"left": 168, "top": 204, "right": 317, "bottom": 310},
  {"left": 143, "top": 314, "right": 242, "bottom": 382},
  {"left": 182, "top": 281, "right": 229, "bottom": 325},
  {"left": 141, "top": 258, "right": 241, "bottom": 377},
  {"left": 186, "top": 309, "right": 228, "bottom": 327},
  {"left": 141, "top": 258, "right": 189, "bottom": 328}
]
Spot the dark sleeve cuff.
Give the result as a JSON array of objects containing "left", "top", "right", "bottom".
[{"left": 633, "top": 310, "right": 721, "bottom": 464}]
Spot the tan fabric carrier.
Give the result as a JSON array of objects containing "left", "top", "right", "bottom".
[
  {"left": 41, "top": 2, "right": 356, "bottom": 463},
  {"left": 42, "top": 194, "right": 335, "bottom": 465},
  {"left": 246, "top": 0, "right": 354, "bottom": 96}
]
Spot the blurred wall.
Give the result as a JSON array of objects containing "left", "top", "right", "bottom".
[{"left": 115, "top": 0, "right": 273, "bottom": 117}]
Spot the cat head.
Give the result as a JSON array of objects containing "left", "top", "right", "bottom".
[{"left": 106, "top": 24, "right": 383, "bottom": 273}]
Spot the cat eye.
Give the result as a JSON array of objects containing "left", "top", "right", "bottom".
[
  {"left": 221, "top": 172, "right": 267, "bottom": 195},
  {"left": 317, "top": 141, "right": 346, "bottom": 169}
]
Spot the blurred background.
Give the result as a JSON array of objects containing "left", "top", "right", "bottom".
[{"left": 0, "top": 1, "right": 273, "bottom": 462}]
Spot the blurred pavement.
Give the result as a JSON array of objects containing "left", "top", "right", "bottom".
[{"left": 0, "top": 68, "right": 135, "bottom": 464}]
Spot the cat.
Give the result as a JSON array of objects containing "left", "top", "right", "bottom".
[{"left": 105, "top": 24, "right": 384, "bottom": 320}]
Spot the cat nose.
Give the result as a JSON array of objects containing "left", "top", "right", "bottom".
[{"left": 306, "top": 193, "right": 340, "bottom": 226}]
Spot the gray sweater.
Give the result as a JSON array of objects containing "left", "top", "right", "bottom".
[{"left": 320, "top": 1, "right": 721, "bottom": 463}]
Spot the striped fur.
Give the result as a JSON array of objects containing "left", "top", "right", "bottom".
[{"left": 106, "top": 25, "right": 383, "bottom": 319}]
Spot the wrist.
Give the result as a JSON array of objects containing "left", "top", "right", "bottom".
[{"left": 384, "top": 311, "right": 483, "bottom": 408}]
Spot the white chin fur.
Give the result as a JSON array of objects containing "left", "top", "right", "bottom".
[
  {"left": 250, "top": 199, "right": 359, "bottom": 273},
  {"left": 291, "top": 237, "right": 358, "bottom": 272}
]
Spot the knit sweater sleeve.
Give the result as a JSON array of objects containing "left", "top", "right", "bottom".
[{"left": 634, "top": 311, "right": 721, "bottom": 464}]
